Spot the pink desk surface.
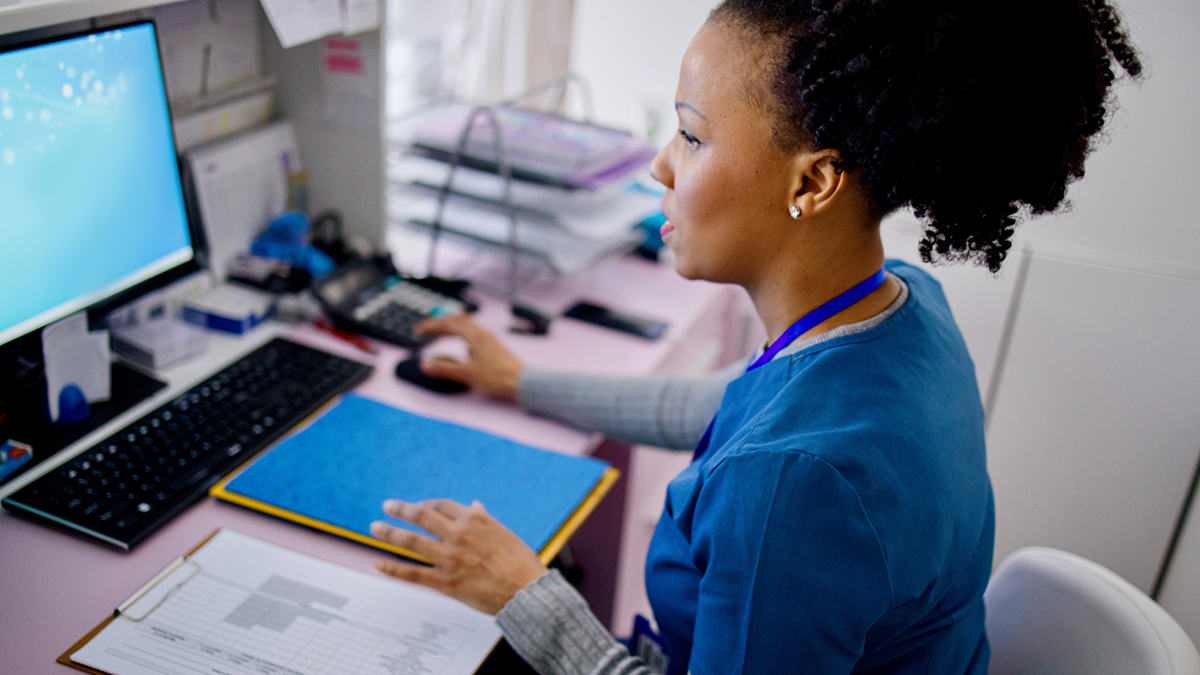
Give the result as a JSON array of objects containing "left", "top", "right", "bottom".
[{"left": 0, "top": 254, "right": 742, "bottom": 675}]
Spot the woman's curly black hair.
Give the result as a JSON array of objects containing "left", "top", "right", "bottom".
[{"left": 712, "top": 0, "right": 1143, "bottom": 272}]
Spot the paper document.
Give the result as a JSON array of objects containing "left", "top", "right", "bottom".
[
  {"left": 41, "top": 310, "right": 87, "bottom": 349},
  {"left": 72, "top": 529, "right": 502, "bottom": 675},
  {"left": 187, "top": 122, "right": 300, "bottom": 280},
  {"left": 259, "top": 0, "right": 343, "bottom": 48},
  {"left": 42, "top": 311, "right": 110, "bottom": 421},
  {"left": 392, "top": 154, "right": 661, "bottom": 240},
  {"left": 393, "top": 194, "right": 642, "bottom": 274}
]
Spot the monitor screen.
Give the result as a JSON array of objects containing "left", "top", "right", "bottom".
[{"left": 0, "top": 22, "right": 193, "bottom": 346}]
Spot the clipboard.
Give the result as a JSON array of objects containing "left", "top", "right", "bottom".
[
  {"left": 57, "top": 529, "right": 222, "bottom": 674},
  {"left": 57, "top": 528, "right": 508, "bottom": 675}
]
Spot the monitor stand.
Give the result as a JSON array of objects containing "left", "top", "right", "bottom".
[{"left": 0, "top": 362, "right": 166, "bottom": 486}]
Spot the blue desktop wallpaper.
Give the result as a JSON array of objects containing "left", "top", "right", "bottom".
[{"left": 0, "top": 24, "right": 192, "bottom": 339}]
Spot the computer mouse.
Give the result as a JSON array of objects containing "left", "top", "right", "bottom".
[{"left": 394, "top": 357, "right": 469, "bottom": 394}]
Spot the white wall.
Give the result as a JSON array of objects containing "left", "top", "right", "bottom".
[
  {"left": 570, "top": 0, "right": 715, "bottom": 141},
  {"left": 986, "top": 253, "right": 1200, "bottom": 592},
  {"left": 992, "top": 0, "right": 1200, "bottom": 639}
]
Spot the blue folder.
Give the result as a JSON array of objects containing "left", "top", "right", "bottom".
[{"left": 212, "top": 394, "right": 617, "bottom": 561}]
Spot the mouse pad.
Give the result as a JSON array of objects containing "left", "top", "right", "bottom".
[{"left": 220, "top": 394, "right": 610, "bottom": 553}]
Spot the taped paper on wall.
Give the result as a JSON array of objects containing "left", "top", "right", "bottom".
[
  {"left": 323, "top": 37, "right": 379, "bottom": 129},
  {"left": 259, "top": 0, "right": 342, "bottom": 48}
]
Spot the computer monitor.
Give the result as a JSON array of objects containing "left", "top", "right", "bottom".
[{"left": 0, "top": 20, "right": 198, "bottom": 349}]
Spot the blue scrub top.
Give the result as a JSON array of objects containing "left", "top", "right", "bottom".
[{"left": 645, "top": 261, "right": 993, "bottom": 675}]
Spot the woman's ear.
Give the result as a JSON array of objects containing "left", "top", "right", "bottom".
[{"left": 789, "top": 150, "right": 848, "bottom": 219}]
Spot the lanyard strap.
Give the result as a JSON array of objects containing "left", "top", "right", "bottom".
[
  {"left": 745, "top": 267, "right": 887, "bottom": 372},
  {"left": 694, "top": 267, "right": 887, "bottom": 460}
]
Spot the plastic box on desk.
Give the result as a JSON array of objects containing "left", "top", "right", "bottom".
[
  {"left": 111, "top": 319, "right": 208, "bottom": 370},
  {"left": 182, "top": 284, "right": 275, "bottom": 335}
]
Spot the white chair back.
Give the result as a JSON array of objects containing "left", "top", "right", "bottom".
[{"left": 985, "top": 546, "right": 1200, "bottom": 675}]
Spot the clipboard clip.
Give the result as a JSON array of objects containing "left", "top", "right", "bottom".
[{"left": 114, "top": 556, "right": 203, "bottom": 622}]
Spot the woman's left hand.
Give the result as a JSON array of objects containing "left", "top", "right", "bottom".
[{"left": 370, "top": 499, "right": 548, "bottom": 615}]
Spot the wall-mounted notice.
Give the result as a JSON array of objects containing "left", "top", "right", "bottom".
[{"left": 259, "top": 0, "right": 342, "bottom": 48}]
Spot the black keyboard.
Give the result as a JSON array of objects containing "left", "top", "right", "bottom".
[{"left": 2, "top": 338, "right": 372, "bottom": 550}]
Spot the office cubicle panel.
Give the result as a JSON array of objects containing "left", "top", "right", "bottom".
[
  {"left": 1159, "top": 493, "right": 1200, "bottom": 644},
  {"left": 986, "top": 251, "right": 1200, "bottom": 593},
  {"left": 0, "top": 0, "right": 170, "bottom": 37},
  {"left": 260, "top": 10, "right": 385, "bottom": 249}
]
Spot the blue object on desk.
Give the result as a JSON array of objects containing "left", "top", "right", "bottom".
[
  {"left": 0, "top": 440, "right": 33, "bottom": 483},
  {"left": 220, "top": 394, "right": 611, "bottom": 553},
  {"left": 57, "top": 384, "right": 90, "bottom": 424},
  {"left": 35, "top": 383, "right": 90, "bottom": 424},
  {"left": 635, "top": 212, "right": 667, "bottom": 260},
  {"left": 250, "top": 211, "right": 336, "bottom": 278}
]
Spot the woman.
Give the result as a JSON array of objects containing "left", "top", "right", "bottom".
[{"left": 368, "top": 1, "right": 1142, "bottom": 673}]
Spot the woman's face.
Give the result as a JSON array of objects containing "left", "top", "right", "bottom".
[{"left": 650, "top": 22, "right": 797, "bottom": 284}]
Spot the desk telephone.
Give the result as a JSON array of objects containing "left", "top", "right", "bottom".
[{"left": 313, "top": 257, "right": 478, "bottom": 350}]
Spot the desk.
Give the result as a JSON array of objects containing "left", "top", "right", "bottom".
[{"left": 0, "top": 252, "right": 749, "bottom": 675}]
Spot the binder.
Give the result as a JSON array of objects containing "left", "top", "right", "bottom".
[{"left": 210, "top": 394, "right": 619, "bottom": 564}]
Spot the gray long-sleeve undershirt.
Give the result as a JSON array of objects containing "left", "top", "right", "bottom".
[{"left": 517, "top": 359, "right": 746, "bottom": 451}]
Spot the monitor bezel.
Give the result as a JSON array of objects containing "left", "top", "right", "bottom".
[{"left": 0, "top": 18, "right": 205, "bottom": 351}]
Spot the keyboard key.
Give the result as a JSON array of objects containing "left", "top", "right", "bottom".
[{"left": 114, "top": 514, "right": 141, "bottom": 530}]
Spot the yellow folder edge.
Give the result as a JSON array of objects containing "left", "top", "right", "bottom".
[
  {"left": 210, "top": 467, "right": 617, "bottom": 565},
  {"left": 207, "top": 397, "right": 620, "bottom": 565}
]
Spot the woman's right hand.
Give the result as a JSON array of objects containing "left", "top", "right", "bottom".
[{"left": 414, "top": 315, "right": 523, "bottom": 401}]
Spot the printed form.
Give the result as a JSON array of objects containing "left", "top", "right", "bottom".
[{"left": 72, "top": 530, "right": 502, "bottom": 675}]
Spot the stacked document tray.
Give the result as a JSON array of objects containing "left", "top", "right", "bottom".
[{"left": 388, "top": 106, "right": 662, "bottom": 274}]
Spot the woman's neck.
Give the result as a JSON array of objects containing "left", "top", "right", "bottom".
[{"left": 747, "top": 231, "right": 900, "bottom": 347}]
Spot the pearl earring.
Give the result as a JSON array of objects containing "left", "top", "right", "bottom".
[{"left": 789, "top": 205, "right": 801, "bottom": 219}]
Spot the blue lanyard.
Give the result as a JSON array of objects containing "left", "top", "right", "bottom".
[
  {"left": 744, "top": 267, "right": 887, "bottom": 372},
  {"left": 693, "top": 267, "right": 887, "bottom": 459}
]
